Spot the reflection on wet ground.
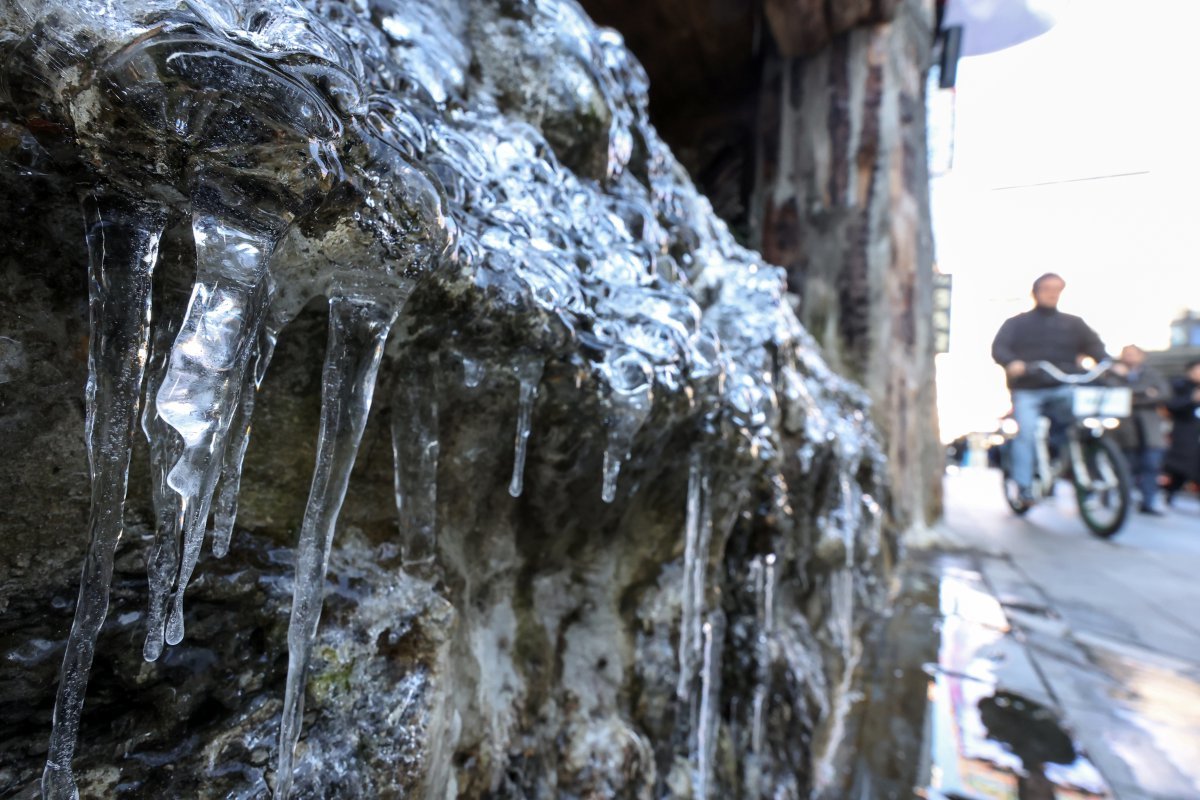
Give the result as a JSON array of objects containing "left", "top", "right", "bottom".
[
  {"left": 842, "top": 546, "right": 1200, "bottom": 800},
  {"left": 936, "top": 468, "right": 1200, "bottom": 800},
  {"left": 918, "top": 558, "right": 1108, "bottom": 800},
  {"left": 1078, "top": 635, "right": 1200, "bottom": 798}
]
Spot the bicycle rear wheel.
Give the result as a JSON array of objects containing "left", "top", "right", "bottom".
[{"left": 1073, "top": 436, "right": 1131, "bottom": 538}]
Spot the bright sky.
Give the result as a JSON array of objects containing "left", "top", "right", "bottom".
[{"left": 932, "top": 0, "right": 1200, "bottom": 441}]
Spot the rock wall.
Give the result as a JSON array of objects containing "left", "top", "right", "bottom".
[{"left": 0, "top": 1, "right": 893, "bottom": 798}]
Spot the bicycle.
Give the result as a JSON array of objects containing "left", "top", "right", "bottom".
[{"left": 997, "top": 360, "right": 1134, "bottom": 538}]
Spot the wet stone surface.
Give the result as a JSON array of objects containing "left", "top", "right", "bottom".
[
  {"left": 836, "top": 551, "right": 1112, "bottom": 800},
  {"left": 925, "top": 469, "right": 1200, "bottom": 800}
]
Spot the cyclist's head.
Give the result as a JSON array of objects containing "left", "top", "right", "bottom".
[
  {"left": 1120, "top": 344, "right": 1145, "bottom": 366},
  {"left": 1032, "top": 272, "right": 1065, "bottom": 308},
  {"left": 1187, "top": 359, "right": 1200, "bottom": 382}
]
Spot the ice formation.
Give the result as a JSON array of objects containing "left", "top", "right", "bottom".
[{"left": 0, "top": 0, "right": 884, "bottom": 796}]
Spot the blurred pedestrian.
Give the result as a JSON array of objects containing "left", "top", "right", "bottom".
[
  {"left": 1163, "top": 359, "right": 1200, "bottom": 506},
  {"left": 1111, "top": 345, "right": 1169, "bottom": 515}
]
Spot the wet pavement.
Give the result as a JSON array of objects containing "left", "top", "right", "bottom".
[{"left": 909, "top": 467, "right": 1200, "bottom": 800}]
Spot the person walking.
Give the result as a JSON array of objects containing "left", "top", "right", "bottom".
[
  {"left": 1163, "top": 359, "right": 1200, "bottom": 506},
  {"left": 991, "top": 273, "right": 1109, "bottom": 507},
  {"left": 1111, "top": 345, "right": 1170, "bottom": 515}
]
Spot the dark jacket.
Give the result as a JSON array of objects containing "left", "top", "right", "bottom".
[
  {"left": 1164, "top": 377, "right": 1200, "bottom": 482},
  {"left": 1112, "top": 365, "right": 1170, "bottom": 451},
  {"left": 991, "top": 306, "right": 1108, "bottom": 390}
]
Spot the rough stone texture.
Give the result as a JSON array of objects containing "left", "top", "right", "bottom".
[
  {"left": 0, "top": 249, "right": 891, "bottom": 797},
  {"left": 0, "top": 1, "right": 895, "bottom": 798},
  {"left": 752, "top": 0, "right": 942, "bottom": 529}
]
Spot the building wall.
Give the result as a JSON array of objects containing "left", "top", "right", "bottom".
[{"left": 752, "top": 0, "right": 942, "bottom": 528}]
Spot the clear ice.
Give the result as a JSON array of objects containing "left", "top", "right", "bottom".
[
  {"left": 158, "top": 207, "right": 282, "bottom": 648},
  {"left": 508, "top": 356, "right": 543, "bottom": 498},
  {"left": 393, "top": 351, "right": 441, "bottom": 565},
  {"left": 676, "top": 447, "right": 706, "bottom": 701},
  {"left": 42, "top": 194, "right": 166, "bottom": 800},
  {"left": 211, "top": 322, "right": 278, "bottom": 558},
  {"left": 278, "top": 296, "right": 399, "bottom": 800}
]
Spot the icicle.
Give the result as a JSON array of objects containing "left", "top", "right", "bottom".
[
  {"left": 391, "top": 350, "right": 440, "bottom": 565},
  {"left": 691, "top": 467, "right": 714, "bottom": 657},
  {"left": 600, "top": 451, "right": 620, "bottom": 503},
  {"left": 43, "top": 194, "right": 166, "bottom": 800},
  {"left": 763, "top": 554, "right": 776, "bottom": 636},
  {"left": 277, "top": 295, "right": 399, "bottom": 800},
  {"left": 599, "top": 348, "right": 653, "bottom": 503},
  {"left": 507, "top": 356, "right": 543, "bottom": 498},
  {"left": 830, "top": 568, "right": 854, "bottom": 657},
  {"left": 750, "top": 553, "right": 776, "bottom": 760},
  {"left": 694, "top": 613, "right": 724, "bottom": 800},
  {"left": 152, "top": 202, "right": 282, "bottom": 651},
  {"left": 141, "top": 321, "right": 185, "bottom": 663},
  {"left": 676, "top": 447, "right": 704, "bottom": 701},
  {"left": 210, "top": 322, "right": 279, "bottom": 558}
]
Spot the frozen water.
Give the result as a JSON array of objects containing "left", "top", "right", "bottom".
[
  {"left": 278, "top": 296, "right": 398, "bottom": 800},
  {"left": 42, "top": 194, "right": 166, "bottom": 800},
  {"left": 599, "top": 348, "right": 653, "bottom": 503},
  {"left": 158, "top": 207, "right": 281, "bottom": 648},
  {"left": 507, "top": 356, "right": 543, "bottom": 498},
  {"left": 392, "top": 351, "right": 441, "bottom": 566},
  {"left": 677, "top": 448, "right": 706, "bottom": 702},
  {"left": 211, "top": 322, "right": 278, "bottom": 558}
]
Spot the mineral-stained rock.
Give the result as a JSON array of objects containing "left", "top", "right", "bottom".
[
  {"left": 754, "top": 0, "right": 942, "bottom": 530},
  {"left": 762, "top": 0, "right": 900, "bottom": 58},
  {"left": 0, "top": 0, "right": 892, "bottom": 797}
]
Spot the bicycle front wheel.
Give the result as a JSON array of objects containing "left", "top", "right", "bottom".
[
  {"left": 1072, "top": 436, "right": 1131, "bottom": 538},
  {"left": 997, "top": 440, "right": 1031, "bottom": 515}
]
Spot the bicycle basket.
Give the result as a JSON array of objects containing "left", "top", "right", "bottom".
[{"left": 1070, "top": 386, "right": 1132, "bottom": 419}]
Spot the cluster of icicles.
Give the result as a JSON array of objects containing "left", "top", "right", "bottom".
[{"left": 0, "top": 0, "right": 875, "bottom": 796}]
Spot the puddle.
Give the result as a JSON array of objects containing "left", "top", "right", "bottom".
[
  {"left": 924, "top": 676, "right": 1108, "bottom": 799},
  {"left": 838, "top": 554, "right": 1111, "bottom": 800},
  {"left": 921, "top": 563, "right": 1109, "bottom": 799}
]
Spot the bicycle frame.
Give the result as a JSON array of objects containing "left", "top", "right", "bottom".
[{"left": 998, "top": 361, "right": 1133, "bottom": 536}]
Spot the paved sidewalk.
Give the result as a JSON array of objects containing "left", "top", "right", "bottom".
[{"left": 931, "top": 467, "right": 1200, "bottom": 800}]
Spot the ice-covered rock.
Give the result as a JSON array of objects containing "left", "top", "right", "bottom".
[{"left": 0, "top": 1, "right": 892, "bottom": 796}]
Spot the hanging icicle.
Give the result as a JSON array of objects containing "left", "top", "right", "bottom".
[
  {"left": 277, "top": 294, "right": 400, "bottom": 800},
  {"left": 750, "top": 553, "right": 776, "bottom": 760},
  {"left": 694, "top": 612, "right": 724, "bottom": 800},
  {"left": 507, "top": 355, "right": 543, "bottom": 498},
  {"left": 150, "top": 198, "right": 285, "bottom": 651},
  {"left": 392, "top": 350, "right": 441, "bottom": 566},
  {"left": 140, "top": 319, "right": 186, "bottom": 664},
  {"left": 211, "top": 321, "right": 279, "bottom": 558},
  {"left": 599, "top": 348, "right": 653, "bottom": 503},
  {"left": 676, "top": 446, "right": 704, "bottom": 701},
  {"left": 43, "top": 193, "right": 167, "bottom": 800}
]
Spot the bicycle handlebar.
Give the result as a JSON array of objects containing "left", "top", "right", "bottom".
[{"left": 1027, "top": 360, "right": 1115, "bottom": 384}]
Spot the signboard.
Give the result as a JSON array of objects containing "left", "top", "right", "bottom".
[{"left": 934, "top": 272, "right": 953, "bottom": 354}]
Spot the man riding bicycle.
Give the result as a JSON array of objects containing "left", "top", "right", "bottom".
[{"left": 991, "top": 273, "right": 1110, "bottom": 508}]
